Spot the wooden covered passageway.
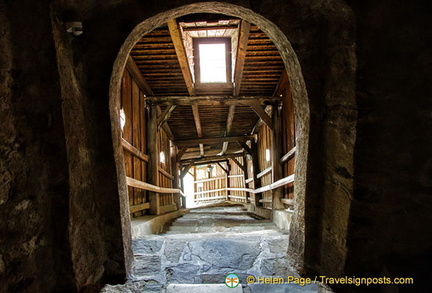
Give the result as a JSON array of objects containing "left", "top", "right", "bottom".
[{"left": 120, "top": 13, "right": 296, "bottom": 217}]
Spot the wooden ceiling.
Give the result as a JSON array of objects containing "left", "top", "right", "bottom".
[{"left": 129, "top": 13, "right": 285, "bottom": 166}]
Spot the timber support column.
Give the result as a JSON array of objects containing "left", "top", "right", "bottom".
[
  {"left": 171, "top": 143, "right": 181, "bottom": 209},
  {"left": 272, "top": 103, "right": 285, "bottom": 210},
  {"left": 147, "top": 103, "right": 160, "bottom": 215},
  {"left": 251, "top": 139, "right": 262, "bottom": 206}
]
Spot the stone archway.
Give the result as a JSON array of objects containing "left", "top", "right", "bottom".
[{"left": 109, "top": 1, "right": 310, "bottom": 272}]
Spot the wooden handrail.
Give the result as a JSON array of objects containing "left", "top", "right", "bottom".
[
  {"left": 126, "top": 176, "right": 181, "bottom": 194},
  {"left": 122, "top": 138, "right": 149, "bottom": 162},
  {"left": 194, "top": 176, "right": 226, "bottom": 184},
  {"left": 254, "top": 174, "right": 294, "bottom": 193},
  {"left": 280, "top": 146, "right": 296, "bottom": 164},
  {"left": 228, "top": 174, "right": 243, "bottom": 178},
  {"left": 257, "top": 166, "right": 272, "bottom": 179},
  {"left": 158, "top": 167, "right": 174, "bottom": 180}
]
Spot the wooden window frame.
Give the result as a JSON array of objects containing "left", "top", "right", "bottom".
[{"left": 193, "top": 37, "right": 232, "bottom": 88}]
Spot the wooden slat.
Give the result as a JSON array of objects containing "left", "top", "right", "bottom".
[
  {"left": 280, "top": 146, "right": 296, "bottom": 164},
  {"left": 126, "top": 176, "right": 181, "bottom": 194},
  {"left": 126, "top": 56, "right": 154, "bottom": 95},
  {"left": 233, "top": 20, "right": 251, "bottom": 96},
  {"left": 129, "top": 202, "right": 151, "bottom": 214},
  {"left": 167, "top": 19, "right": 195, "bottom": 95}
]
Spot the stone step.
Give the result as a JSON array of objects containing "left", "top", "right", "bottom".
[{"left": 102, "top": 281, "right": 328, "bottom": 292}]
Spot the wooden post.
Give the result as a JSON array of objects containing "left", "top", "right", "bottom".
[
  {"left": 272, "top": 103, "right": 285, "bottom": 209},
  {"left": 147, "top": 104, "right": 160, "bottom": 215},
  {"left": 171, "top": 143, "right": 181, "bottom": 209},
  {"left": 225, "top": 161, "right": 230, "bottom": 201},
  {"left": 251, "top": 139, "right": 262, "bottom": 206}
]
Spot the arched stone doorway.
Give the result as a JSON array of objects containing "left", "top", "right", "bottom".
[{"left": 109, "top": 2, "right": 310, "bottom": 273}]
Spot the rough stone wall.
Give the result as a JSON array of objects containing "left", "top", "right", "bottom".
[
  {"left": 0, "top": 1, "right": 75, "bottom": 292},
  {"left": 346, "top": 0, "right": 432, "bottom": 283}
]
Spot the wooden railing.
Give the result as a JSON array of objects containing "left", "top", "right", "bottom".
[
  {"left": 193, "top": 174, "right": 295, "bottom": 204},
  {"left": 126, "top": 176, "right": 183, "bottom": 214}
]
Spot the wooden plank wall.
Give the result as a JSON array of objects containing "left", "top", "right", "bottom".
[
  {"left": 194, "top": 164, "right": 227, "bottom": 203},
  {"left": 121, "top": 70, "right": 148, "bottom": 217},
  {"left": 228, "top": 157, "right": 247, "bottom": 203},
  {"left": 158, "top": 129, "right": 174, "bottom": 207},
  {"left": 282, "top": 84, "right": 295, "bottom": 200},
  {"left": 257, "top": 124, "right": 273, "bottom": 208}
]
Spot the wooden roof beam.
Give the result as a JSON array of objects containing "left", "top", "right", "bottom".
[
  {"left": 250, "top": 101, "right": 273, "bottom": 130},
  {"left": 273, "top": 69, "right": 289, "bottom": 97},
  {"left": 191, "top": 105, "right": 204, "bottom": 157},
  {"left": 147, "top": 95, "right": 280, "bottom": 106},
  {"left": 126, "top": 56, "right": 154, "bottom": 96},
  {"left": 180, "top": 152, "right": 247, "bottom": 166},
  {"left": 233, "top": 20, "right": 251, "bottom": 96},
  {"left": 220, "top": 105, "right": 236, "bottom": 155},
  {"left": 173, "top": 135, "right": 256, "bottom": 147},
  {"left": 167, "top": 19, "right": 195, "bottom": 96}
]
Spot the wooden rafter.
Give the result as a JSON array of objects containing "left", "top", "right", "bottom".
[
  {"left": 191, "top": 105, "right": 204, "bottom": 157},
  {"left": 221, "top": 105, "right": 236, "bottom": 155},
  {"left": 157, "top": 105, "right": 176, "bottom": 129},
  {"left": 147, "top": 95, "right": 280, "bottom": 106},
  {"left": 180, "top": 162, "right": 194, "bottom": 179},
  {"left": 167, "top": 19, "right": 195, "bottom": 96},
  {"left": 230, "top": 157, "right": 247, "bottom": 174},
  {"left": 251, "top": 105, "right": 272, "bottom": 134},
  {"left": 181, "top": 152, "right": 247, "bottom": 166},
  {"left": 216, "top": 162, "right": 229, "bottom": 174},
  {"left": 250, "top": 102, "right": 273, "bottom": 130},
  {"left": 126, "top": 56, "right": 154, "bottom": 95},
  {"left": 233, "top": 20, "right": 251, "bottom": 96},
  {"left": 238, "top": 141, "right": 252, "bottom": 156},
  {"left": 176, "top": 146, "right": 189, "bottom": 161},
  {"left": 173, "top": 135, "right": 255, "bottom": 147},
  {"left": 273, "top": 69, "right": 289, "bottom": 97},
  {"left": 156, "top": 106, "right": 174, "bottom": 140}
]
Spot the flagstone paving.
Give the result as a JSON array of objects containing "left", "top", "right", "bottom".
[{"left": 102, "top": 204, "right": 332, "bottom": 292}]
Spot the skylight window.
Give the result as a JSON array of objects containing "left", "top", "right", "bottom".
[
  {"left": 198, "top": 43, "right": 227, "bottom": 83},
  {"left": 193, "top": 38, "right": 232, "bottom": 86}
]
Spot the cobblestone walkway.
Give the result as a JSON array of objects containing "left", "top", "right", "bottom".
[{"left": 103, "top": 204, "right": 332, "bottom": 292}]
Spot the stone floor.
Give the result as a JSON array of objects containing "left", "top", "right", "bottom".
[{"left": 102, "top": 204, "right": 332, "bottom": 292}]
